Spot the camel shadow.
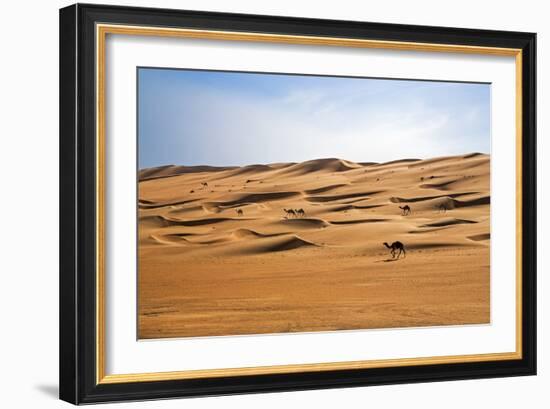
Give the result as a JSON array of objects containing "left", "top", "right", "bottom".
[{"left": 375, "top": 258, "right": 402, "bottom": 263}]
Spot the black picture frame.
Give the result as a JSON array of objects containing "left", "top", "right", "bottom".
[{"left": 60, "top": 3, "right": 536, "bottom": 405}]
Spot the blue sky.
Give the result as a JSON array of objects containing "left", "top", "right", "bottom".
[{"left": 138, "top": 68, "right": 490, "bottom": 169}]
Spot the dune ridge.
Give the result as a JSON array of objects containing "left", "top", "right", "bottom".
[
  {"left": 275, "top": 158, "right": 363, "bottom": 176},
  {"left": 139, "top": 153, "right": 490, "bottom": 339},
  {"left": 139, "top": 164, "right": 237, "bottom": 181}
]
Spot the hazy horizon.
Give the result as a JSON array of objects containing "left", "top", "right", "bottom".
[
  {"left": 138, "top": 68, "right": 491, "bottom": 169},
  {"left": 139, "top": 153, "right": 489, "bottom": 170}
]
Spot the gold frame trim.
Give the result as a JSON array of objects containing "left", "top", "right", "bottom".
[{"left": 95, "top": 23, "right": 523, "bottom": 385}]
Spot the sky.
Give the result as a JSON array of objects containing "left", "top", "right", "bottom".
[{"left": 138, "top": 68, "right": 490, "bottom": 169}]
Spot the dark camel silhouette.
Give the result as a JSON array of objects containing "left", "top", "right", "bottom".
[
  {"left": 437, "top": 203, "right": 447, "bottom": 213},
  {"left": 295, "top": 208, "right": 306, "bottom": 218},
  {"left": 283, "top": 208, "right": 296, "bottom": 218},
  {"left": 399, "top": 205, "right": 411, "bottom": 215},
  {"left": 236, "top": 209, "right": 243, "bottom": 216},
  {"left": 200, "top": 182, "right": 208, "bottom": 189},
  {"left": 383, "top": 241, "right": 406, "bottom": 259}
]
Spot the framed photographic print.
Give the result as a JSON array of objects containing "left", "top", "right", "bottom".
[{"left": 59, "top": 3, "right": 536, "bottom": 404}]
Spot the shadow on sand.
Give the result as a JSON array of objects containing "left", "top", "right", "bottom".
[{"left": 375, "top": 257, "right": 404, "bottom": 263}]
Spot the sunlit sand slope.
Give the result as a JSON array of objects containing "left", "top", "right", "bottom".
[{"left": 138, "top": 153, "right": 490, "bottom": 339}]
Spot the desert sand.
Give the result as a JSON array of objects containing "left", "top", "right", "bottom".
[{"left": 138, "top": 153, "right": 490, "bottom": 339}]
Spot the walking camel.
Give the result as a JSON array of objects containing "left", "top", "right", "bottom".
[
  {"left": 283, "top": 208, "right": 296, "bottom": 218},
  {"left": 383, "top": 241, "right": 406, "bottom": 259},
  {"left": 437, "top": 203, "right": 448, "bottom": 213},
  {"left": 399, "top": 205, "right": 411, "bottom": 215},
  {"left": 295, "top": 208, "right": 306, "bottom": 218},
  {"left": 236, "top": 209, "right": 244, "bottom": 217}
]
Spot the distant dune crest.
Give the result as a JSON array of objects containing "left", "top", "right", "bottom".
[
  {"left": 139, "top": 154, "right": 489, "bottom": 181},
  {"left": 139, "top": 164, "right": 238, "bottom": 181}
]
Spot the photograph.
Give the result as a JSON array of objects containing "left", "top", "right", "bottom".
[
  {"left": 57, "top": 3, "right": 537, "bottom": 404},
  {"left": 137, "top": 68, "right": 491, "bottom": 339}
]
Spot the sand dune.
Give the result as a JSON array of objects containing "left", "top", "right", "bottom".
[
  {"left": 421, "top": 218, "right": 478, "bottom": 228},
  {"left": 468, "top": 233, "right": 491, "bottom": 241},
  {"left": 144, "top": 215, "right": 244, "bottom": 227},
  {"left": 375, "top": 158, "right": 421, "bottom": 166},
  {"left": 276, "top": 218, "right": 330, "bottom": 229},
  {"left": 419, "top": 179, "right": 461, "bottom": 190},
  {"left": 138, "top": 153, "right": 490, "bottom": 339},
  {"left": 454, "top": 196, "right": 491, "bottom": 207},
  {"left": 305, "top": 184, "right": 350, "bottom": 194},
  {"left": 139, "top": 164, "right": 236, "bottom": 181},
  {"left": 138, "top": 198, "right": 199, "bottom": 209},
  {"left": 328, "top": 218, "right": 388, "bottom": 225},
  {"left": 219, "top": 164, "right": 277, "bottom": 177},
  {"left": 245, "top": 235, "right": 320, "bottom": 253},
  {"left": 306, "top": 191, "right": 384, "bottom": 203},
  {"left": 276, "top": 158, "right": 362, "bottom": 176},
  {"left": 220, "top": 191, "right": 301, "bottom": 206}
]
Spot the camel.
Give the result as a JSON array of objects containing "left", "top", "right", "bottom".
[
  {"left": 399, "top": 205, "right": 411, "bottom": 215},
  {"left": 236, "top": 209, "right": 243, "bottom": 216},
  {"left": 295, "top": 208, "right": 306, "bottom": 218},
  {"left": 283, "top": 208, "right": 296, "bottom": 218},
  {"left": 201, "top": 182, "right": 208, "bottom": 189},
  {"left": 437, "top": 203, "right": 447, "bottom": 213},
  {"left": 383, "top": 241, "right": 406, "bottom": 259}
]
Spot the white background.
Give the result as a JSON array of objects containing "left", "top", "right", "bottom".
[{"left": 0, "top": 0, "right": 547, "bottom": 407}]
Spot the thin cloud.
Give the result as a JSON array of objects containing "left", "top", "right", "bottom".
[{"left": 138, "top": 69, "right": 490, "bottom": 168}]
